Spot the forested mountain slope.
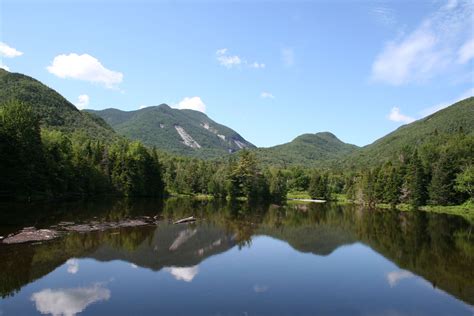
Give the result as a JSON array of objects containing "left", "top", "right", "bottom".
[
  {"left": 88, "top": 105, "right": 255, "bottom": 158},
  {"left": 0, "top": 69, "right": 116, "bottom": 141}
]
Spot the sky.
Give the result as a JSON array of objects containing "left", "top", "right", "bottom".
[{"left": 1, "top": 0, "right": 473, "bottom": 147}]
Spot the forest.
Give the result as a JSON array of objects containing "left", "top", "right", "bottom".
[{"left": 1, "top": 99, "right": 473, "bottom": 210}]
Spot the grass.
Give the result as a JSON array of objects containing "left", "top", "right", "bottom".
[
  {"left": 327, "top": 193, "right": 474, "bottom": 223},
  {"left": 287, "top": 191, "right": 312, "bottom": 199},
  {"left": 419, "top": 200, "right": 474, "bottom": 223}
]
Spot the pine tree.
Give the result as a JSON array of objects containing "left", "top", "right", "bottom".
[{"left": 406, "top": 150, "right": 428, "bottom": 208}]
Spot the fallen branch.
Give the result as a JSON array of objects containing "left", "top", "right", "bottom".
[{"left": 173, "top": 216, "right": 196, "bottom": 224}]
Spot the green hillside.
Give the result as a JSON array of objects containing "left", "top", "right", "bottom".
[
  {"left": 253, "top": 132, "right": 359, "bottom": 168},
  {"left": 348, "top": 97, "right": 474, "bottom": 167},
  {"left": 0, "top": 69, "right": 116, "bottom": 141},
  {"left": 88, "top": 105, "right": 255, "bottom": 158}
]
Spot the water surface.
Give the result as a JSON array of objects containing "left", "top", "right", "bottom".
[{"left": 0, "top": 199, "right": 473, "bottom": 315}]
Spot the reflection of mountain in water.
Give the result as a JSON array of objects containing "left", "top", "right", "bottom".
[
  {"left": 259, "top": 225, "right": 356, "bottom": 256},
  {"left": 0, "top": 199, "right": 473, "bottom": 306},
  {"left": 90, "top": 223, "right": 236, "bottom": 271}
]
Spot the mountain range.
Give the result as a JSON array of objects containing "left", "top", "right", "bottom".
[{"left": 1, "top": 68, "right": 472, "bottom": 166}]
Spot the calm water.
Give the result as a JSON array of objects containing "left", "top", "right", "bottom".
[{"left": 0, "top": 198, "right": 473, "bottom": 316}]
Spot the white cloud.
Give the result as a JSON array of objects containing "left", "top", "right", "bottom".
[
  {"left": 458, "top": 38, "right": 474, "bottom": 64},
  {"left": 31, "top": 284, "right": 111, "bottom": 316},
  {"left": 281, "top": 48, "right": 294, "bottom": 67},
  {"left": 0, "top": 42, "right": 23, "bottom": 58},
  {"left": 75, "top": 95, "right": 90, "bottom": 110},
  {"left": 388, "top": 107, "right": 415, "bottom": 124},
  {"left": 216, "top": 48, "right": 242, "bottom": 68},
  {"left": 139, "top": 105, "right": 149, "bottom": 110},
  {"left": 166, "top": 266, "right": 199, "bottom": 282},
  {"left": 66, "top": 259, "right": 79, "bottom": 274},
  {"left": 371, "top": 0, "right": 473, "bottom": 85},
  {"left": 387, "top": 270, "right": 414, "bottom": 287},
  {"left": 0, "top": 63, "right": 10, "bottom": 71},
  {"left": 47, "top": 53, "right": 123, "bottom": 88},
  {"left": 216, "top": 48, "right": 264, "bottom": 69},
  {"left": 174, "top": 97, "right": 206, "bottom": 113},
  {"left": 130, "top": 263, "right": 138, "bottom": 269},
  {"left": 419, "top": 87, "right": 474, "bottom": 117},
  {"left": 260, "top": 91, "right": 275, "bottom": 99}
]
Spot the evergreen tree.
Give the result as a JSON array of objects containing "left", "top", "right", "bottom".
[
  {"left": 406, "top": 150, "right": 428, "bottom": 208},
  {"left": 429, "top": 153, "right": 458, "bottom": 205}
]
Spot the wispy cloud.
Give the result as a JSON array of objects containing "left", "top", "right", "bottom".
[
  {"left": 387, "top": 270, "right": 414, "bottom": 287},
  {"left": 388, "top": 107, "right": 415, "bottom": 124},
  {"left": 216, "top": 48, "right": 265, "bottom": 69},
  {"left": 457, "top": 38, "right": 474, "bottom": 64},
  {"left": 371, "top": 0, "right": 473, "bottom": 85},
  {"left": 75, "top": 94, "right": 90, "bottom": 110},
  {"left": 419, "top": 87, "right": 474, "bottom": 117},
  {"left": 281, "top": 47, "right": 294, "bottom": 67},
  {"left": 371, "top": 6, "right": 396, "bottom": 27},
  {"left": 260, "top": 91, "right": 275, "bottom": 99},
  {"left": 47, "top": 53, "right": 123, "bottom": 89},
  {"left": 387, "top": 87, "right": 473, "bottom": 124}
]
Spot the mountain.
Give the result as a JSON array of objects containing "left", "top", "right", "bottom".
[
  {"left": 253, "top": 132, "right": 359, "bottom": 167},
  {"left": 0, "top": 69, "right": 116, "bottom": 141},
  {"left": 348, "top": 97, "right": 474, "bottom": 166},
  {"left": 88, "top": 105, "right": 255, "bottom": 158}
]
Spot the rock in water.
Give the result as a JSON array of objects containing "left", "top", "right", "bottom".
[{"left": 2, "top": 228, "right": 58, "bottom": 244}]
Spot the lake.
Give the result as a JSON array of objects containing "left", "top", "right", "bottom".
[{"left": 0, "top": 198, "right": 473, "bottom": 315}]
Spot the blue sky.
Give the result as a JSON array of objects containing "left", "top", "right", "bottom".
[{"left": 1, "top": 0, "right": 473, "bottom": 147}]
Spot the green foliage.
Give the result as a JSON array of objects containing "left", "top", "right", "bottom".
[
  {"left": 455, "top": 165, "right": 474, "bottom": 199},
  {"left": 88, "top": 104, "right": 255, "bottom": 159},
  {"left": 254, "top": 132, "right": 359, "bottom": 168},
  {"left": 308, "top": 171, "right": 330, "bottom": 200},
  {"left": 0, "top": 100, "right": 164, "bottom": 200},
  {"left": 346, "top": 97, "right": 474, "bottom": 167},
  {"left": 405, "top": 150, "right": 428, "bottom": 208},
  {"left": 268, "top": 169, "right": 288, "bottom": 204},
  {"left": 0, "top": 69, "right": 116, "bottom": 141},
  {"left": 0, "top": 100, "right": 46, "bottom": 198}
]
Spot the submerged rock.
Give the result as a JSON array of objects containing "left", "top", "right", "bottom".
[{"left": 2, "top": 228, "right": 58, "bottom": 244}]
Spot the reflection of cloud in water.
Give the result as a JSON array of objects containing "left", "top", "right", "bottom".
[
  {"left": 31, "top": 283, "right": 110, "bottom": 316},
  {"left": 166, "top": 265, "right": 199, "bottom": 282},
  {"left": 387, "top": 270, "right": 414, "bottom": 287},
  {"left": 130, "top": 263, "right": 138, "bottom": 269},
  {"left": 253, "top": 284, "right": 269, "bottom": 293},
  {"left": 169, "top": 229, "right": 197, "bottom": 251},
  {"left": 66, "top": 259, "right": 79, "bottom": 274}
]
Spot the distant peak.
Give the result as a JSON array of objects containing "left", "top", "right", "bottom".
[
  {"left": 316, "top": 131, "right": 336, "bottom": 137},
  {"left": 158, "top": 103, "right": 171, "bottom": 109}
]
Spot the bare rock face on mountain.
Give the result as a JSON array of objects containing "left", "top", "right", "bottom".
[{"left": 88, "top": 104, "right": 255, "bottom": 159}]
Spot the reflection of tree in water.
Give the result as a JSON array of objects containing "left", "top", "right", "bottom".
[
  {"left": 0, "top": 198, "right": 472, "bottom": 304},
  {"left": 0, "top": 226, "right": 155, "bottom": 298}
]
